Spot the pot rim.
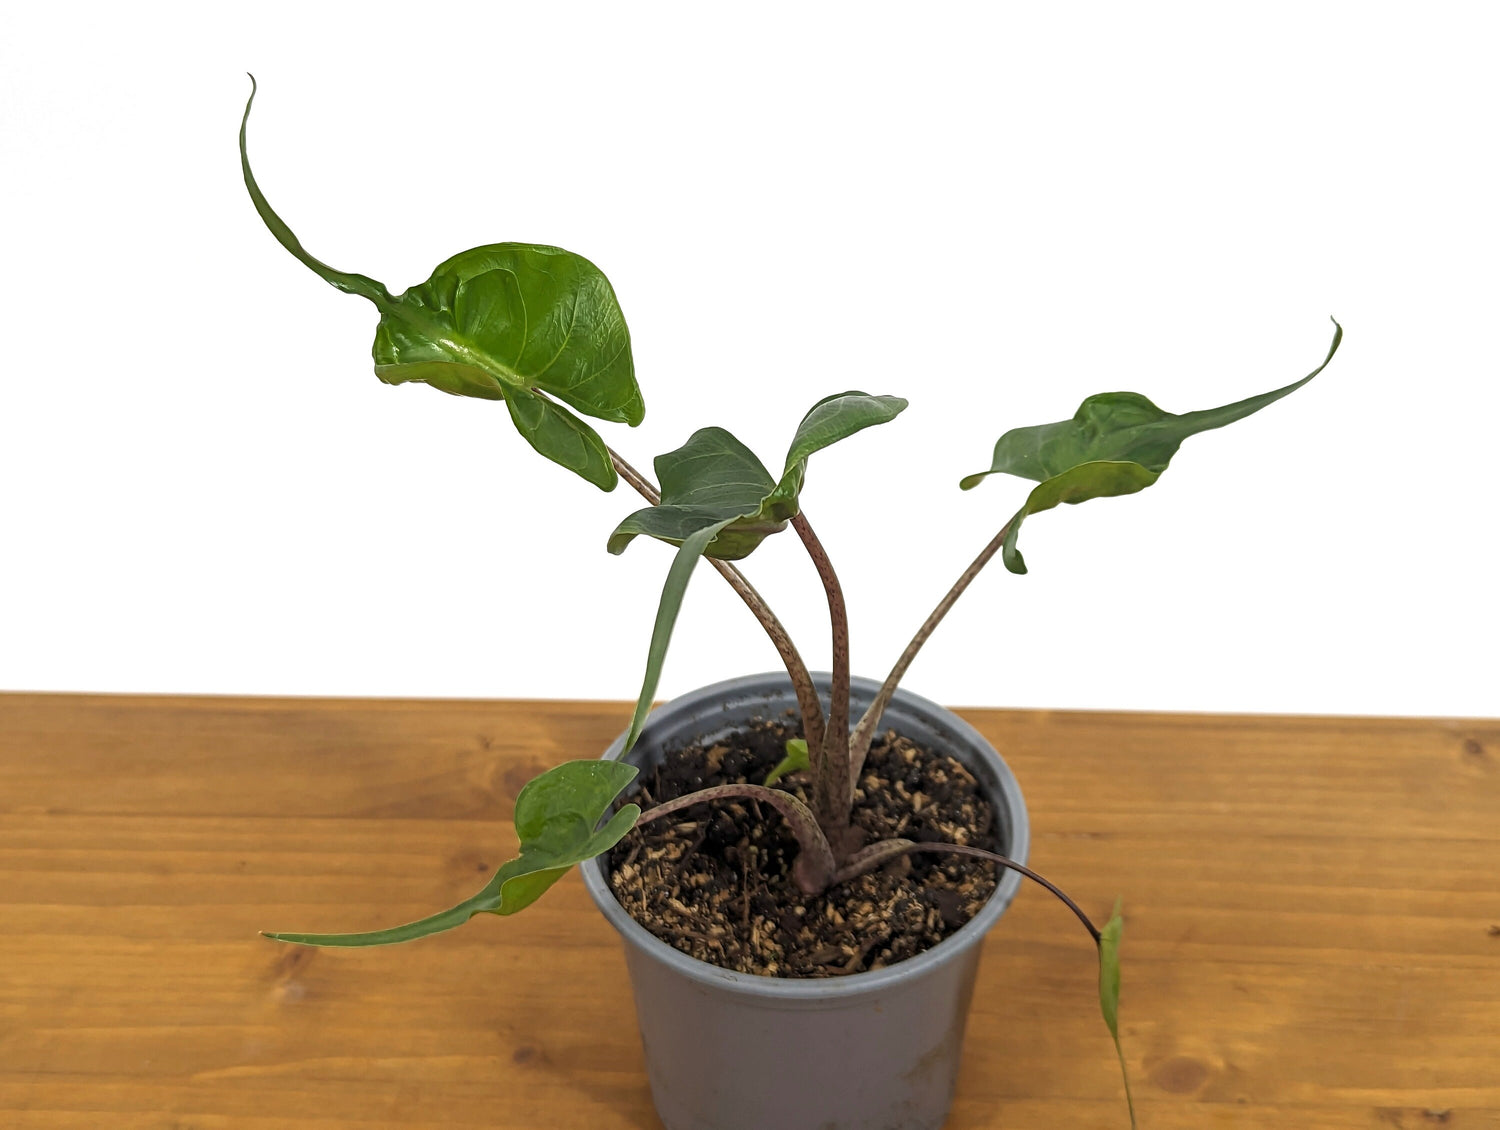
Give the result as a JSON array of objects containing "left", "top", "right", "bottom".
[{"left": 580, "top": 672, "right": 1030, "bottom": 1002}]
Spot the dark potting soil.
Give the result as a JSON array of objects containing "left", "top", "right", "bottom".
[{"left": 606, "top": 716, "right": 1001, "bottom": 978}]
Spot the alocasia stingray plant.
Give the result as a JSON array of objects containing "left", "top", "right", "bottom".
[{"left": 242, "top": 79, "right": 1341, "bottom": 1127}]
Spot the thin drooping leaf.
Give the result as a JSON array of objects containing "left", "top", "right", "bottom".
[
  {"left": 620, "top": 518, "right": 737, "bottom": 755},
  {"left": 262, "top": 761, "right": 640, "bottom": 947},
  {"left": 1098, "top": 898, "right": 1137, "bottom": 1129},
  {"left": 763, "top": 738, "right": 810, "bottom": 787},
  {"left": 962, "top": 321, "right": 1342, "bottom": 572},
  {"left": 240, "top": 78, "right": 642, "bottom": 490}
]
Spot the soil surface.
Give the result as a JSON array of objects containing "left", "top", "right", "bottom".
[{"left": 606, "top": 715, "right": 1002, "bottom": 977}]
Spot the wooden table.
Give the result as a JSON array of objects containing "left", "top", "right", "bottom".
[{"left": 2, "top": 693, "right": 1496, "bottom": 1129}]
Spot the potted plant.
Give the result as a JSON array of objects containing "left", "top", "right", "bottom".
[{"left": 239, "top": 78, "right": 1340, "bottom": 1130}]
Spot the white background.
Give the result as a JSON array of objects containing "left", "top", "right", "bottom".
[{"left": 1, "top": 2, "right": 1495, "bottom": 717}]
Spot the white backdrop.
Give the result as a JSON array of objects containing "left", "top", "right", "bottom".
[{"left": 2, "top": 2, "right": 1495, "bottom": 717}]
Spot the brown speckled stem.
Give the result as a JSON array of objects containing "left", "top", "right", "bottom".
[
  {"left": 632, "top": 783, "right": 836, "bottom": 895},
  {"left": 849, "top": 519, "right": 1013, "bottom": 788},
  {"left": 833, "top": 837, "right": 1101, "bottom": 943}
]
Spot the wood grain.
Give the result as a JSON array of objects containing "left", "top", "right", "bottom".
[{"left": 1, "top": 692, "right": 1497, "bottom": 1129}]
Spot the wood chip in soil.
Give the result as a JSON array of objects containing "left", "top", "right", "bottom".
[{"left": 607, "top": 715, "right": 1002, "bottom": 978}]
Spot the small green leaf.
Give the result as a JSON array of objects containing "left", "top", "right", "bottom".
[
  {"left": 505, "top": 385, "right": 616, "bottom": 490},
  {"left": 609, "top": 392, "right": 906, "bottom": 562},
  {"left": 240, "top": 80, "right": 642, "bottom": 492},
  {"left": 767, "top": 391, "right": 909, "bottom": 509},
  {"left": 964, "top": 321, "right": 1342, "bottom": 570},
  {"left": 1098, "top": 898, "right": 1136, "bottom": 1129},
  {"left": 763, "top": 738, "right": 810, "bottom": 787},
  {"left": 262, "top": 761, "right": 640, "bottom": 947},
  {"left": 621, "top": 518, "right": 738, "bottom": 754},
  {"left": 608, "top": 428, "right": 782, "bottom": 561}
]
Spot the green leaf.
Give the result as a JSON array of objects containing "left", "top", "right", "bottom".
[
  {"left": 998, "top": 460, "right": 1161, "bottom": 575},
  {"left": 505, "top": 385, "right": 616, "bottom": 491},
  {"left": 262, "top": 761, "right": 640, "bottom": 947},
  {"left": 373, "top": 245, "right": 643, "bottom": 426},
  {"left": 621, "top": 518, "right": 738, "bottom": 755},
  {"left": 239, "top": 79, "right": 642, "bottom": 491},
  {"left": 609, "top": 392, "right": 907, "bottom": 562},
  {"left": 763, "top": 738, "right": 810, "bottom": 787},
  {"left": 963, "top": 321, "right": 1342, "bottom": 572},
  {"left": 608, "top": 428, "right": 783, "bottom": 561},
  {"left": 767, "top": 391, "right": 909, "bottom": 510},
  {"left": 1098, "top": 898, "right": 1136, "bottom": 1129}
]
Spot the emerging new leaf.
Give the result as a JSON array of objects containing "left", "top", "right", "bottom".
[
  {"left": 262, "top": 761, "right": 640, "bottom": 947},
  {"left": 763, "top": 738, "right": 810, "bottom": 787},
  {"left": 962, "top": 321, "right": 1341, "bottom": 572},
  {"left": 608, "top": 392, "right": 906, "bottom": 751},
  {"left": 239, "top": 79, "right": 641, "bottom": 490}
]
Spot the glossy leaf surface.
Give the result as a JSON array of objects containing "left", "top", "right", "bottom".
[
  {"left": 963, "top": 321, "right": 1341, "bottom": 572},
  {"left": 263, "top": 761, "right": 640, "bottom": 947},
  {"left": 240, "top": 79, "right": 641, "bottom": 490},
  {"left": 763, "top": 738, "right": 810, "bottom": 787}
]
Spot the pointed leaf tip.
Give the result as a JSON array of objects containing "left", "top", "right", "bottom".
[
  {"left": 1098, "top": 897, "right": 1136, "bottom": 1128},
  {"left": 964, "top": 324, "right": 1340, "bottom": 570}
]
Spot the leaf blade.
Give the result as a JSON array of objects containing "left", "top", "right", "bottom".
[
  {"left": 1098, "top": 898, "right": 1137, "bottom": 1130},
  {"left": 239, "top": 77, "right": 392, "bottom": 308},
  {"left": 999, "top": 460, "right": 1161, "bottom": 574},
  {"left": 504, "top": 386, "right": 617, "bottom": 491},
  {"left": 966, "top": 322, "right": 1341, "bottom": 570},
  {"left": 763, "top": 738, "right": 810, "bottom": 787},
  {"left": 964, "top": 320, "right": 1341, "bottom": 489}
]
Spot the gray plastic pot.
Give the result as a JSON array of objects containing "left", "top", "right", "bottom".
[{"left": 580, "top": 672, "right": 1030, "bottom": 1130}]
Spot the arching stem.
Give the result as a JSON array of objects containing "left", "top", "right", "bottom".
[
  {"left": 631, "top": 783, "right": 836, "bottom": 894},
  {"left": 833, "top": 836, "right": 1101, "bottom": 943},
  {"left": 790, "top": 512, "right": 854, "bottom": 845}
]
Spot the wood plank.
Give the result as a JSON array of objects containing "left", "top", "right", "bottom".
[{"left": 1, "top": 692, "right": 1497, "bottom": 1128}]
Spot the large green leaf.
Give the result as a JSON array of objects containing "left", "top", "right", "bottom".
[
  {"left": 963, "top": 321, "right": 1342, "bottom": 572},
  {"left": 240, "top": 78, "right": 642, "bottom": 490},
  {"left": 1098, "top": 898, "right": 1136, "bottom": 1129},
  {"left": 262, "top": 761, "right": 640, "bottom": 947}
]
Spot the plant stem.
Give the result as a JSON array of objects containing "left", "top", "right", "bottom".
[
  {"left": 606, "top": 446, "right": 827, "bottom": 758},
  {"left": 848, "top": 518, "right": 1012, "bottom": 787},
  {"left": 833, "top": 837, "right": 1101, "bottom": 943},
  {"left": 632, "top": 782, "right": 836, "bottom": 894},
  {"left": 790, "top": 512, "right": 853, "bottom": 840}
]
